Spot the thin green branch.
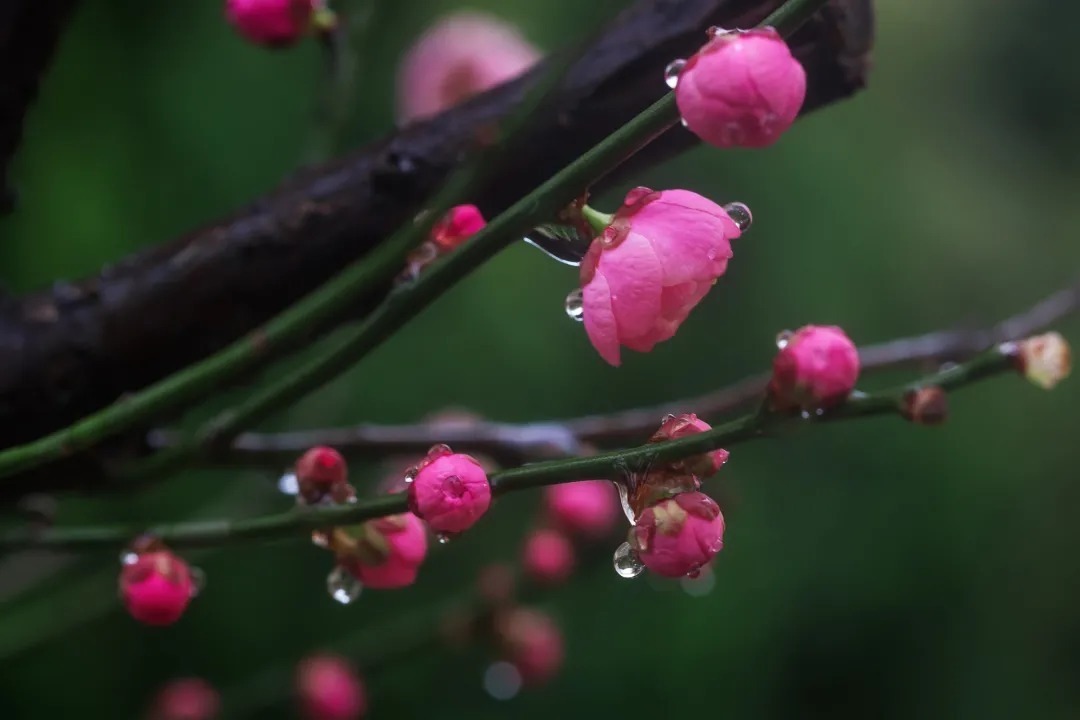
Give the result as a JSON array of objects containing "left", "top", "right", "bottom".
[{"left": 0, "top": 344, "right": 1020, "bottom": 553}]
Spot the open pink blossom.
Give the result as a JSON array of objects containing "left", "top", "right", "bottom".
[
  {"left": 296, "top": 654, "right": 367, "bottom": 720},
  {"left": 522, "top": 528, "right": 575, "bottom": 585},
  {"left": 408, "top": 451, "right": 491, "bottom": 534},
  {"left": 431, "top": 204, "right": 486, "bottom": 252},
  {"left": 225, "top": 0, "right": 312, "bottom": 48},
  {"left": 544, "top": 480, "right": 618, "bottom": 537},
  {"left": 120, "top": 550, "right": 196, "bottom": 626},
  {"left": 651, "top": 413, "right": 729, "bottom": 478},
  {"left": 675, "top": 27, "right": 806, "bottom": 148},
  {"left": 147, "top": 677, "right": 220, "bottom": 720},
  {"left": 396, "top": 12, "right": 541, "bottom": 124},
  {"left": 630, "top": 491, "right": 725, "bottom": 578},
  {"left": 769, "top": 325, "right": 860, "bottom": 411},
  {"left": 341, "top": 513, "right": 428, "bottom": 589},
  {"left": 580, "top": 187, "right": 742, "bottom": 365},
  {"left": 497, "top": 608, "right": 564, "bottom": 686}
]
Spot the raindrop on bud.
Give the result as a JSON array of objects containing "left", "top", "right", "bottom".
[
  {"left": 722, "top": 202, "right": 753, "bottom": 231},
  {"left": 120, "top": 551, "right": 139, "bottom": 566},
  {"left": 613, "top": 541, "right": 646, "bottom": 579},
  {"left": 436, "top": 532, "right": 452, "bottom": 545},
  {"left": 326, "top": 565, "right": 363, "bottom": 605},
  {"left": 277, "top": 471, "right": 299, "bottom": 496},
  {"left": 664, "top": 59, "right": 687, "bottom": 89},
  {"left": 564, "top": 288, "right": 584, "bottom": 322},
  {"left": 775, "top": 329, "right": 793, "bottom": 349}
]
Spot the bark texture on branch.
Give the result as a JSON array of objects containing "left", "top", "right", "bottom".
[{"left": 0, "top": 0, "right": 873, "bottom": 496}]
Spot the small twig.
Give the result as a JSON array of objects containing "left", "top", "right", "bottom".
[
  {"left": 0, "top": 344, "right": 1025, "bottom": 553},
  {"left": 154, "top": 281, "right": 1080, "bottom": 465}
]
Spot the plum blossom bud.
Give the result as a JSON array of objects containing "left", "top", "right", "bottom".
[
  {"left": 630, "top": 491, "right": 725, "bottom": 578},
  {"left": 580, "top": 187, "right": 743, "bottom": 366},
  {"left": 522, "top": 529, "right": 575, "bottom": 585},
  {"left": 769, "top": 325, "right": 860, "bottom": 412},
  {"left": 296, "top": 655, "right": 366, "bottom": 720},
  {"left": 431, "top": 204, "right": 486, "bottom": 252},
  {"left": 146, "top": 678, "right": 220, "bottom": 720},
  {"left": 296, "top": 446, "right": 352, "bottom": 505},
  {"left": 496, "top": 608, "right": 564, "bottom": 686},
  {"left": 120, "top": 549, "right": 196, "bottom": 626},
  {"left": 1014, "top": 332, "right": 1072, "bottom": 389},
  {"left": 650, "top": 413, "right": 729, "bottom": 478},
  {"left": 225, "top": 0, "right": 313, "bottom": 48},
  {"left": 335, "top": 513, "right": 428, "bottom": 589},
  {"left": 674, "top": 27, "right": 806, "bottom": 148},
  {"left": 408, "top": 451, "right": 491, "bottom": 534},
  {"left": 545, "top": 480, "right": 618, "bottom": 538},
  {"left": 397, "top": 12, "right": 541, "bottom": 124},
  {"left": 900, "top": 386, "right": 949, "bottom": 426}
]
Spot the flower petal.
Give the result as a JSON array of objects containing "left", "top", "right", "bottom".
[
  {"left": 582, "top": 270, "right": 622, "bottom": 366},
  {"left": 600, "top": 231, "right": 664, "bottom": 341}
]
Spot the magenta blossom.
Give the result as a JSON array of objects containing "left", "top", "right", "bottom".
[
  {"left": 580, "top": 187, "right": 742, "bottom": 366},
  {"left": 522, "top": 528, "right": 575, "bottom": 585},
  {"left": 296, "top": 654, "right": 366, "bottom": 720},
  {"left": 225, "top": 0, "right": 312, "bottom": 48},
  {"left": 675, "top": 27, "right": 806, "bottom": 148},
  {"left": 120, "top": 550, "right": 196, "bottom": 626},
  {"left": 340, "top": 513, "right": 428, "bottom": 590},
  {"left": 544, "top": 480, "right": 618, "bottom": 537},
  {"left": 769, "top": 325, "right": 860, "bottom": 411},
  {"left": 396, "top": 12, "right": 540, "bottom": 124},
  {"left": 630, "top": 491, "right": 725, "bottom": 578},
  {"left": 408, "top": 451, "right": 491, "bottom": 534}
]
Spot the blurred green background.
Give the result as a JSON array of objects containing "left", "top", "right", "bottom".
[{"left": 2, "top": 0, "right": 1079, "bottom": 717}]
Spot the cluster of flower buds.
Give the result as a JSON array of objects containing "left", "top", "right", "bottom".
[{"left": 119, "top": 535, "right": 200, "bottom": 626}]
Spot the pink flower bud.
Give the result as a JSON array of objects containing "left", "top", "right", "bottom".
[
  {"left": 396, "top": 12, "right": 541, "bottom": 124},
  {"left": 225, "top": 0, "right": 313, "bottom": 48},
  {"left": 630, "top": 492, "right": 725, "bottom": 578},
  {"left": 1015, "top": 332, "right": 1072, "bottom": 389},
  {"left": 338, "top": 513, "right": 428, "bottom": 590},
  {"left": 580, "top": 187, "right": 741, "bottom": 366},
  {"left": 544, "top": 480, "right": 618, "bottom": 537},
  {"left": 408, "top": 452, "right": 491, "bottom": 534},
  {"left": 650, "top": 413, "right": 729, "bottom": 478},
  {"left": 296, "top": 654, "right": 366, "bottom": 720},
  {"left": 296, "top": 446, "right": 352, "bottom": 505},
  {"left": 674, "top": 27, "right": 806, "bottom": 148},
  {"left": 497, "top": 608, "right": 564, "bottom": 686},
  {"left": 120, "top": 550, "right": 196, "bottom": 626},
  {"left": 431, "top": 204, "right": 486, "bottom": 252},
  {"left": 769, "top": 325, "right": 860, "bottom": 411},
  {"left": 522, "top": 529, "right": 575, "bottom": 585},
  {"left": 147, "top": 678, "right": 220, "bottom": 720}
]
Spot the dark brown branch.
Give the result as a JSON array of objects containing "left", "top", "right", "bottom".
[
  {"left": 175, "top": 282, "right": 1076, "bottom": 467},
  {"left": 0, "top": 0, "right": 874, "bottom": 496}
]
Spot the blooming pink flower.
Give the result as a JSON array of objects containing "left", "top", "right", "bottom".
[
  {"left": 147, "top": 678, "right": 220, "bottom": 720},
  {"left": 431, "top": 204, "right": 486, "bottom": 252},
  {"left": 769, "top": 325, "right": 860, "bottom": 411},
  {"left": 651, "top": 413, "right": 729, "bottom": 478},
  {"left": 408, "top": 452, "right": 491, "bottom": 534},
  {"left": 225, "top": 0, "right": 313, "bottom": 48},
  {"left": 675, "top": 27, "right": 806, "bottom": 148},
  {"left": 630, "top": 491, "right": 725, "bottom": 578},
  {"left": 296, "top": 654, "right": 366, "bottom": 720},
  {"left": 340, "top": 513, "right": 428, "bottom": 589},
  {"left": 580, "top": 187, "right": 742, "bottom": 365},
  {"left": 296, "top": 446, "right": 351, "bottom": 504},
  {"left": 120, "top": 550, "right": 196, "bottom": 626},
  {"left": 522, "top": 529, "right": 575, "bottom": 585},
  {"left": 396, "top": 12, "right": 541, "bottom": 124},
  {"left": 545, "top": 480, "right": 618, "bottom": 537},
  {"left": 497, "top": 608, "right": 564, "bottom": 686}
]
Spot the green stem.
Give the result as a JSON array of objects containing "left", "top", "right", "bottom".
[
  {"left": 0, "top": 346, "right": 1019, "bottom": 552},
  {"left": 581, "top": 204, "right": 614, "bottom": 235}
]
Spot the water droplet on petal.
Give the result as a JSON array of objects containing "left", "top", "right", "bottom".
[
  {"left": 680, "top": 565, "right": 716, "bottom": 597},
  {"left": 120, "top": 551, "right": 138, "bottom": 566},
  {"left": 436, "top": 532, "right": 452, "bottom": 545},
  {"left": 776, "top": 330, "right": 793, "bottom": 350},
  {"left": 278, "top": 471, "right": 299, "bottom": 496},
  {"left": 189, "top": 566, "right": 206, "bottom": 596},
  {"left": 483, "top": 661, "right": 522, "bottom": 701},
  {"left": 564, "top": 288, "right": 584, "bottom": 322},
  {"left": 664, "top": 59, "right": 687, "bottom": 89},
  {"left": 403, "top": 467, "right": 417, "bottom": 484},
  {"left": 679, "top": 116, "right": 689, "bottom": 128},
  {"left": 722, "top": 202, "right": 753, "bottom": 231},
  {"left": 326, "top": 565, "right": 363, "bottom": 604},
  {"left": 613, "top": 541, "right": 646, "bottom": 579}
]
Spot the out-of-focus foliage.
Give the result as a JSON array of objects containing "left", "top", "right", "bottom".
[{"left": 1, "top": 1, "right": 1078, "bottom": 718}]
